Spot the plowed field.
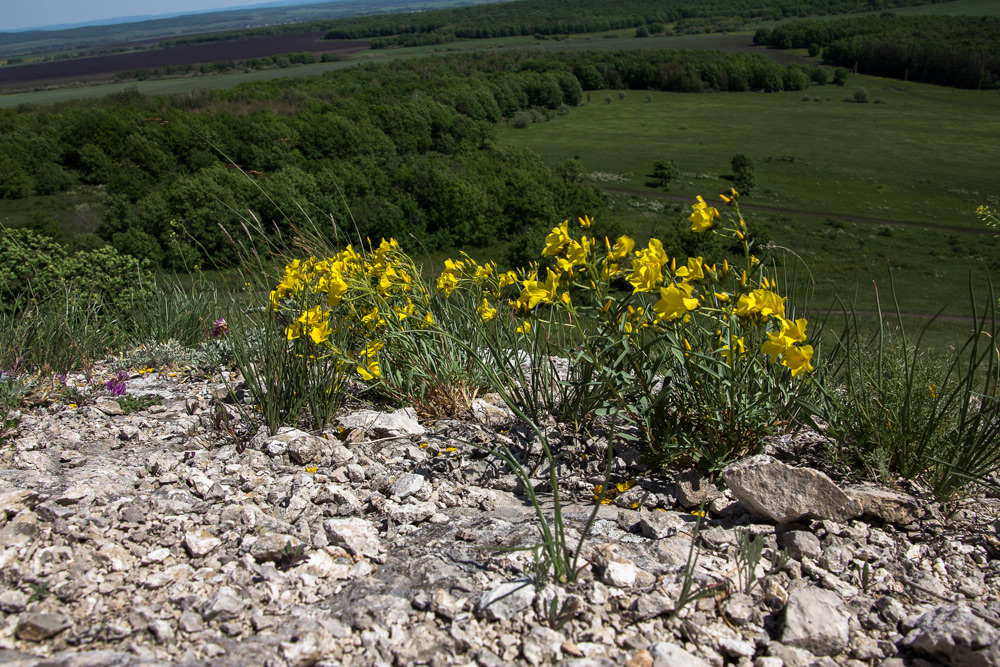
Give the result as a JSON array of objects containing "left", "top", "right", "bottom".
[{"left": 0, "top": 32, "right": 368, "bottom": 89}]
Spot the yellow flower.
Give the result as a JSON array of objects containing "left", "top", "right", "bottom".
[
  {"left": 541, "top": 220, "right": 572, "bottom": 257},
  {"left": 357, "top": 361, "right": 380, "bottom": 381},
  {"left": 477, "top": 298, "right": 497, "bottom": 322},
  {"left": 518, "top": 268, "right": 560, "bottom": 309},
  {"left": 516, "top": 321, "right": 532, "bottom": 334},
  {"left": 498, "top": 271, "right": 518, "bottom": 288},
  {"left": 395, "top": 299, "right": 417, "bottom": 321},
  {"left": 578, "top": 215, "right": 593, "bottom": 229},
  {"left": 689, "top": 195, "right": 719, "bottom": 232},
  {"left": 782, "top": 344, "right": 814, "bottom": 377},
  {"left": 652, "top": 283, "right": 699, "bottom": 321},
  {"left": 719, "top": 188, "right": 738, "bottom": 205},
  {"left": 357, "top": 340, "right": 383, "bottom": 381},
  {"left": 360, "top": 307, "right": 384, "bottom": 330},
  {"left": 675, "top": 257, "right": 705, "bottom": 283},
  {"left": 309, "top": 319, "right": 331, "bottom": 344},
  {"left": 557, "top": 237, "right": 590, "bottom": 273},
  {"left": 760, "top": 318, "right": 814, "bottom": 377},
  {"left": 436, "top": 271, "right": 459, "bottom": 296},
  {"left": 607, "top": 235, "right": 635, "bottom": 261},
  {"left": 616, "top": 479, "right": 636, "bottom": 493},
  {"left": 734, "top": 289, "right": 786, "bottom": 324},
  {"left": 286, "top": 306, "right": 328, "bottom": 342},
  {"left": 720, "top": 336, "right": 746, "bottom": 362}
]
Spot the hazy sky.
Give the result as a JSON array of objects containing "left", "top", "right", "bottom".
[{"left": 1, "top": 1, "right": 274, "bottom": 32}]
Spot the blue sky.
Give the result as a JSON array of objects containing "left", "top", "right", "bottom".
[{"left": 1, "top": 1, "right": 275, "bottom": 32}]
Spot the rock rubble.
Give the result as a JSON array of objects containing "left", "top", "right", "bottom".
[{"left": 0, "top": 366, "right": 998, "bottom": 666}]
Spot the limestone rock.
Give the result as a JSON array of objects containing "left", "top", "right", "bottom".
[
  {"left": 250, "top": 533, "right": 303, "bottom": 563},
  {"left": 778, "top": 530, "right": 822, "bottom": 561},
  {"left": 638, "top": 511, "right": 686, "bottom": 540},
  {"left": 722, "top": 455, "right": 862, "bottom": 523},
  {"left": 323, "top": 517, "right": 380, "bottom": 559},
  {"left": 184, "top": 528, "right": 221, "bottom": 557},
  {"left": 782, "top": 587, "right": 850, "bottom": 656},
  {"left": 845, "top": 484, "right": 924, "bottom": 525},
  {"left": 901, "top": 604, "right": 1000, "bottom": 667},
  {"left": 265, "top": 428, "right": 328, "bottom": 466},
  {"left": 16, "top": 612, "right": 71, "bottom": 641},
  {"left": 477, "top": 580, "right": 535, "bottom": 621},
  {"left": 390, "top": 473, "right": 425, "bottom": 500},
  {"left": 337, "top": 407, "right": 425, "bottom": 437}
]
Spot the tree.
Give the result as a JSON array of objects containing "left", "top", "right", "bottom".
[
  {"left": 833, "top": 67, "right": 849, "bottom": 86},
  {"left": 731, "top": 154, "right": 756, "bottom": 196},
  {"left": 734, "top": 168, "right": 757, "bottom": 196},
  {"left": 651, "top": 158, "right": 679, "bottom": 189},
  {"left": 731, "top": 154, "right": 754, "bottom": 173}
]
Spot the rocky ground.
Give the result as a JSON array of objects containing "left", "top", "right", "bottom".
[{"left": 1, "top": 366, "right": 999, "bottom": 667}]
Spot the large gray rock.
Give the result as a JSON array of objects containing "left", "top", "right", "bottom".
[
  {"left": 638, "top": 511, "right": 686, "bottom": 540},
  {"left": 722, "top": 455, "right": 862, "bottom": 523},
  {"left": 390, "top": 473, "right": 425, "bottom": 500},
  {"left": 781, "top": 587, "right": 850, "bottom": 656},
  {"left": 337, "top": 407, "right": 425, "bottom": 437},
  {"left": 901, "top": 604, "right": 1000, "bottom": 667}
]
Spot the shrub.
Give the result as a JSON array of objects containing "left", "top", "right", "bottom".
[{"left": 0, "top": 227, "right": 155, "bottom": 316}]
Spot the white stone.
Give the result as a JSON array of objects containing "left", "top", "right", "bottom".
[
  {"left": 602, "top": 559, "right": 637, "bottom": 588},
  {"left": 323, "top": 517, "right": 380, "bottom": 559},
  {"left": 782, "top": 587, "right": 850, "bottom": 656},
  {"left": 184, "top": 529, "right": 222, "bottom": 558}
]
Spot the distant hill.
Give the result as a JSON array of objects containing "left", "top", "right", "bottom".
[{"left": 0, "top": 0, "right": 503, "bottom": 57}]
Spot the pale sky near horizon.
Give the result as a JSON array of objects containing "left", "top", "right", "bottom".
[{"left": 0, "top": 0, "right": 288, "bottom": 32}]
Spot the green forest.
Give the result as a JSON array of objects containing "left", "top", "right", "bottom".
[
  {"left": 754, "top": 13, "right": 1000, "bottom": 88},
  {"left": 0, "top": 49, "right": 821, "bottom": 269}
]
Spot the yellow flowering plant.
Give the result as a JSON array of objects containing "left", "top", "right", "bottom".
[{"left": 425, "top": 196, "right": 818, "bottom": 470}]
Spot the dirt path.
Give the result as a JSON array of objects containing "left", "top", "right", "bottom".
[{"left": 603, "top": 187, "right": 988, "bottom": 235}]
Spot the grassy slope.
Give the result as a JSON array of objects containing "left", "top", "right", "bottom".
[{"left": 497, "top": 79, "right": 1000, "bottom": 331}]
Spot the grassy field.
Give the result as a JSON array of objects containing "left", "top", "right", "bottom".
[
  {"left": 496, "top": 78, "right": 1000, "bottom": 333},
  {"left": 890, "top": 0, "right": 1000, "bottom": 15}
]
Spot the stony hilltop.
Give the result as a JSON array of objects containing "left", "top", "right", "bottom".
[{"left": 0, "top": 365, "right": 998, "bottom": 666}]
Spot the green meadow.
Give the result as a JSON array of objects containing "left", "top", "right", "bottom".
[{"left": 497, "top": 77, "right": 1000, "bottom": 333}]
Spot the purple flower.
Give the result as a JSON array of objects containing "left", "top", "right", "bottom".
[
  {"left": 105, "top": 373, "right": 127, "bottom": 396},
  {"left": 54, "top": 373, "right": 67, "bottom": 385},
  {"left": 211, "top": 318, "right": 229, "bottom": 338}
]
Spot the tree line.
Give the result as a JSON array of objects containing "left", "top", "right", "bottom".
[
  {"left": 323, "top": 0, "right": 951, "bottom": 42},
  {"left": 754, "top": 14, "right": 1000, "bottom": 89}
]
